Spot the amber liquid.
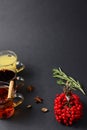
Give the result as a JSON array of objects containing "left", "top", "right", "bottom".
[{"left": 0, "top": 86, "right": 14, "bottom": 119}]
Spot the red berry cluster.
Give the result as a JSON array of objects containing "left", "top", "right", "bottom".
[{"left": 54, "top": 93, "right": 83, "bottom": 126}]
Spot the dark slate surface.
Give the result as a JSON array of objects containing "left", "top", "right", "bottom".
[{"left": 0, "top": 0, "right": 87, "bottom": 130}]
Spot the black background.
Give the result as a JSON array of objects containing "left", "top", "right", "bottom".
[{"left": 0, "top": 0, "right": 87, "bottom": 130}]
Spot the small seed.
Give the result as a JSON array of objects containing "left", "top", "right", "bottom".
[
  {"left": 27, "top": 85, "right": 34, "bottom": 92},
  {"left": 26, "top": 104, "right": 32, "bottom": 108},
  {"left": 34, "top": 96, "right": 43, "bottom": 103},
  {"left": 41, "top": 107, "right": 49, "bottom": 113}
]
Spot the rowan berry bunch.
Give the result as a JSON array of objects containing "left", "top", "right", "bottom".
[
  {"left": 54, "top": 92, "right": 83, "bottom": 125},
  {"left": 53, "top": 68, "right": 85, "bottom": 126}
]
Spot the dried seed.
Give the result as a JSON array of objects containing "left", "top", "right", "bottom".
[
  {"left": 26, "top": 104, "right": 32, "bottom": 108},
  {"left": 34, "top": 96, "right": 43, "bottom": 103},
  {"left": 41, "top": 107, "right": 49, "bottom": 113},
  {"left": 27, "top": 85, "right": 34, "bottom": 92}
]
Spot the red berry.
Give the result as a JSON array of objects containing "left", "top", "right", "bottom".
[{"left": 54, "top": 92, "right": 83, "bottom": 126}]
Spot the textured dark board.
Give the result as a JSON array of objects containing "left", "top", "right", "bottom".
[{"left": 0, "top": 0, "right": 87, "bottom": 130}]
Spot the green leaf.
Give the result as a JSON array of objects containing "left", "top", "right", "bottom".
[
  {"left": 53, "top": 68, "right": 86, "bottom": 95},
  {"left": 57, "top": 79, "right": 65, "bottom": 85}
]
